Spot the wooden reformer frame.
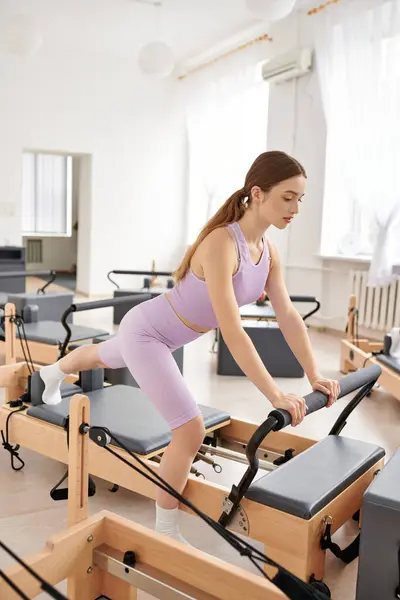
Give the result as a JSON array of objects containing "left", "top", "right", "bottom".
[
  {"left": 0, "top": 310, "right": 384, "bottom": 587},
  {"left": 0, "top": 393, "right": 285, "bottom": 600},
  {"left": 340, "top": 294, "right": 400, "bottom": 402}
]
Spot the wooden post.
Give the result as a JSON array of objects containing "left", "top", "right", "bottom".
[
  {"left": 67, "top": 394, "right": 102, "bottom": 599},
  {"left": 68, "top": 394, "right": 90, "bottom": 527}
]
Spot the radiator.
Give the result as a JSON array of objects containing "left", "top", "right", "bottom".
[
  {"left": 26, "top": 238, "right": 43, "bottom": 264},
  {"left": 351, "top": 269, "right": 400, "bottom": 331}
]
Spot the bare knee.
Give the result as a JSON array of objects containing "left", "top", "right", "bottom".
[{"left": 170, "top": 416, "right": 206, "bottom": 457}]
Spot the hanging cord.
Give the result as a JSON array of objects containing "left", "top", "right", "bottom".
[
  {"left": 0, "top": 539, "right": 67, "bottom": 600},
  {"left": 1, "top": 405, "right": 26, "bottom": 471},
  {"left": 0, "top": 313, "right": 36, "bottom": 375},
  {"left": 14, "top": 316, "right": 36, "bottom": 375},
  {"left": 88, "top": 424, "right": 329, "bottom": 600}
]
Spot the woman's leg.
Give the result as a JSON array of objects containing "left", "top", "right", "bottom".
[
  {"left": 39, "top": 337, "right": 124, "bottom": 405},
  {"left": 116, "top": 327, "right": 205, "bottom": 543}
]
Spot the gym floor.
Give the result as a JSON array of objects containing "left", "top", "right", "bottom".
[{"left": 1, "top": 278, "right": 399, "bottom": 599}]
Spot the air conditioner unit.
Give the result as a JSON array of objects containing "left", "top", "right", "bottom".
[{"left": 261, "top": 48, "right": 313, "bottom": 83}]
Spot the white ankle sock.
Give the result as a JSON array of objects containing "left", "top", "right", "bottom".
[
  {"left": 39, "top": 362, "right": 67, "bottom": 405},
  {"left": 155, "top": 505, "right": 190, "bottom": 545}
]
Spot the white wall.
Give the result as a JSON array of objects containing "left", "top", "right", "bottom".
[{"left": 0, "top": 48, "right": 187, "bottom": 295}]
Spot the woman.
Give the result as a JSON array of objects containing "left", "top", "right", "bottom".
[{"left": 39, "top": 150, "right": 340, "bottom": 545}]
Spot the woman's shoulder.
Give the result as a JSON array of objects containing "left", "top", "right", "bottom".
[
  {"left": 194, "top": 225, "right": 238, "bottom": 270},
  {"left": 199, "top": 225, "right": 235, "bottom": 251}
]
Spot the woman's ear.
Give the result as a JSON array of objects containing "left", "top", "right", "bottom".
[{"left": 250, "top": 185, "right": 263, "bottom": 204}]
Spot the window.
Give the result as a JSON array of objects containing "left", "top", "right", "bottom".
[
  {"left": 22, "top": 152, "right": 73, "bottom": 237},
  {"left": 319, "top": 21, "right": 400, "bottom": 262}
]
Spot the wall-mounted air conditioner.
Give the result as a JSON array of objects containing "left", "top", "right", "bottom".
[{"left": 261, "top": 48, "right": 313, "bottom": 83}]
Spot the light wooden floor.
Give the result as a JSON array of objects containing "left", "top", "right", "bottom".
[{"left": 1, "top": 278, "right": 399, "bottom": 599}]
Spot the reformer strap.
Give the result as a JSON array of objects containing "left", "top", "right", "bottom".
[
  {"left": 321, "top": 520, "right": 360, "bottom": 564},
  {"left": 1, "top": 405, "right": 26, "bottom": 471},
  {"left": 395, "top": 546, "right": 400, "bottom": 599},
  {"left": 50, "top": 416, "right": 96, "bottom": 501}
]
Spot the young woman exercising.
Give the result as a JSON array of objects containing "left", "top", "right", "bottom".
[{"left": 39, "top": 150, "right": 340, "bottom": 545}]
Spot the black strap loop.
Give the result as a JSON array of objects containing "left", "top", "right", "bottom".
[
  {"left": 321, "top": 521, "right": 360, "bottom": 564},
  {"left": 1, "top": 406, "right": 26, "bottom": 471}
]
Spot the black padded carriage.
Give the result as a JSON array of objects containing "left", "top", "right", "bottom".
[
  {"left": 246, "top": 435, "right": 385, "bottom": 519},
  {"left": 26, "top": 384, "right": 230, "bottom": 456},
  {"left": 376, "top": 353, "right": 400, "bottom": 374}
]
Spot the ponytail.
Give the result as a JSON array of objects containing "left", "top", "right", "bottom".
[{"left": 173, "top": 187, "right": 248, "bottom": 282}]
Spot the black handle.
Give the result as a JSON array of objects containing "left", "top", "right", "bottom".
[
  {"left": 288, "top": 295, "right": 317, "bottom": 303},
  {"left": 70, "top": 294, "right": 152, "bottom": 313},
  {"left": 269, "top": 364, "right": 382, "bottom": 431},
  {"left": 262, "top": 294, "right": 320, "bottom": 322},
  {"left": 59, "top": 293, "right": 152, "bottom": 357},
  {"left": 0, "top": 269, "right": 56, "bottom": 279},
  {"left": 107, "top": 269, "right": 173, "bottom": 288}
]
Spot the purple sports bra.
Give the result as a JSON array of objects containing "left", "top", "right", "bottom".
[{"left": 167, "top": 221, "right": 271, "bottom": 330}]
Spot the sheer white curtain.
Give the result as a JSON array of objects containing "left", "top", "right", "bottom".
[
  {"left": 22, "top": 152, "right": 72, "bottom": 236},
  {"left": 314, "top": 0, "right": 400, "bottom": 286},
  {"left": 181, "top": 44, "right": 270, "bottom": 244}
]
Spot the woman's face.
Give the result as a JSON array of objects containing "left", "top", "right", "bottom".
[{"left": 252, "top": 175, "right": 306, "bottom": 229}]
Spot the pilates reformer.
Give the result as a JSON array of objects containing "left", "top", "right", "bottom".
[
  {"left": 0, "top": 335, "right": 385, "bottom": 596},
  {"left": 0, "top": 269, "right": 75, "bottom": 323},
  {"left": 340, "top": 293, "right": 400, "bottom": 402},
  {"left": 0, "top": 295, "right": 150, "bottom": 365},
  {"left": 0, "top": 393, "right": 333, "bottom": 600},
  {"left": 217, "top": 295, "right": 322, "bottom": 377}
]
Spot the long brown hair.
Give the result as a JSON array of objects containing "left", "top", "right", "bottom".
[{"left": 174, "top": 150, "right": 306, "bottom": 282}]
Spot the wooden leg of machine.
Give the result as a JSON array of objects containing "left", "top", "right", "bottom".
[{"left": 66, "top": 394, "right": 103, "bottom": 600}]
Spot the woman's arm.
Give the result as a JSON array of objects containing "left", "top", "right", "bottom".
[
  {"left": 199, "top": 228, "right": 306, "bottom": 423},
  {"left": 264, "top": 240, "right": 339, "bottom": 404}
]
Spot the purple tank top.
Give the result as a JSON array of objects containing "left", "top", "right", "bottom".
[{"left": 167, "top": 222, "right": 271, "bottom": 329}]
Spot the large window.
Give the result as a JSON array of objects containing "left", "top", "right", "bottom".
[
  {"left": 22, "top": 152, "right": 73, "bottom": 237},
  {"left": 317, "top": 0, "right": 400, "bottom": 276}
]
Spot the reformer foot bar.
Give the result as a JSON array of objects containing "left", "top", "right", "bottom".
[
  {"left": 340, "top": 294, "right": 400, "bottom": 402},
  {"left": 0, "top": 269, "right": 57, "bottom": 295},
  {"left": 0, "top": 356, "right": 384, "bottom": 594},
  {"left": 239, "top": 295, "right": 321, "bottom": 324}
]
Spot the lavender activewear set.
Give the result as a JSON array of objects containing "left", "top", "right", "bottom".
[{"left": 98, "top": 222, "right": 271, "bottom": 429}]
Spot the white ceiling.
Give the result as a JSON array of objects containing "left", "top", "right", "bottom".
[{"left": 0, "top": 0, "right": 315, "bottom": 64}]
